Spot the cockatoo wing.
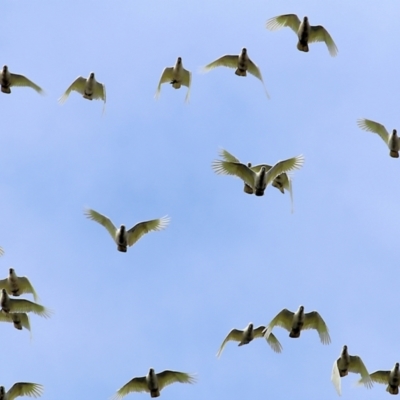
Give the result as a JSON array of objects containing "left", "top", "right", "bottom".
[
  {"left": 265, "top": 14, "right": 301, "bottom": 33},
  {"left": 17, "top": 277, "right": 39, "bottom": 302},
  {"left": 17, "top": 313, "right": 31, "bottom": 332},
  {"left": 0, "top": 247, "right": 4, "bottom": 256},
  {"left": 58, "top": 76, "right": 86, "bottom": 104},
  {"left": 365, "top": 370, "right": 390, "bottom": 385},
  {"left": 303, "top": 311, "right": 331, "bottom": 344},
  {"left": 182, "top": 68, "right": 191, "bottom": 103},
  {"left": 0, "top": 312, "right": 13, "bottom": 323},
  {"left": 155, "top": 67, "right": 174, "bottom": 100},
  {"left": 212, "top": 160, "right": 255, "bottom": 187},
  {"left": 93, "top": 81, "right": 106, "bottom": 101},
  {"left": 126, "top": 216, "right": 170, "bottom": 247},
  {"left": 0, "top": 278, "right": 9, "bottom": 291},
  {"left": 357, "top": 118, "right": 390, "bottom": 145},
  {"left": 203, "top": 55, "right": 238, "bottom": 72},
  {"left": 84, "top": 209, "right": 117, "bottom": 241},
  {"left": 216, "top": 328, "right": 243, "bottom": 357},
  {"left": 219, "top": 149, "right": 240, "bottom": 163},
  {"left": 157, "top": 370, "right": 196, "bottom": 390},
  {"left": 8, "top": 298, "right": 53, "bottom": 318},
  {"left": 7, "top": 383, "right": 43, "bottom": 400},
  {"left": 9, "top": 74, "right": 44, "bottom": 94},
  {"left": 113, "top": 376, "right": 148, "bottom": 400},
  {"left": 263, "top": 309, "right": 295, "bottom": 337},
  {"left": 264, "top": 155, "right": 304, "bottom": 187},
  {"left": 246, "top": 60, "right": 270, "bottom": 98},
  {"left": 309, "top": 26, "right": 338, "bottom": 57},
  {"left": 253, "top": 326, "right": 283, "bottom": 353},
  {"left": 331, "top": 359, "right": 342, "bottom": 396},
  {"left": 349, "top": 356, "right": 373, "bottom": 388}
]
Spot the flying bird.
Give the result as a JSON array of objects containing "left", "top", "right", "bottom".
[
  {"left": 357, "top": 118, "right": 399, "bottom": 158},
  {"left": 58, "top": 72, "right": 106, "bottom": 112},
  {"left": 361, "top": 362, "right": 400, "bottom": 395},
  {"left": 263, "top": 305, "right": 330, "bottom": 344},
  {"left": 0, "top": 65, "right": 45, "bottom": 95},
  {"left": 113, "top": 368, "right": 196, "bottom": 399},
  {"left": 0, "top": 383, "right": 43, "bottom": 400},
  {"left": 155, "top": 57, "right": 191, "bottom": 103},
  {"left": 212, "top": 153, "right": 304, "bottom": 197},
  {"left": 0, "top": 312, "right": 31, "bottom": 334},
  {"left": 216, "top": 322, "right": 282, "bottom": 357},
  {"left": 0, "top": 289, "right": 52, "bottom": 318},
  {"left": 202, "top": 48, "right": 270, "bottom": 97},
  {"left": 84, "top": 209, "right": 170, "bottom": 253},
  {"left": 0, "top": 268, "right": 39, "bottom": 301},
  {"left": 218, "top": 148, "right": 296, "bottom": 212},
  {"left": 331, "top": 345, "right": 373, "bottom": 396},
  {"left": 266, "top": 15, "right": 338, "bottom": 57}
]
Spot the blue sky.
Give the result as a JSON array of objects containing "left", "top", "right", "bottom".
[{"left": 1, "top": 0, "right": 399, "bottom": 399}]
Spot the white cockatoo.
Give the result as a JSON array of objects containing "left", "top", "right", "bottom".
[
  {"left": 202, "top": 48, "right": 270, "bottom": 97},
  {"left": 58, "top": 72, "right": 106, "bottom": 112},
  {"left": 0, "top": 312, "right": 31, "bottom": 334},
  {"left": 0, "top": 65, "right": 45, "bottom": 95},
  {"left": 0, "top": 289, "right": 52, "bottom": 318},
  {"left": 331, "top": 345, "right": 373, "bottom": 396},
  {"left": 361, "top": 362, "right": 400, "bottom": 395},
  {"left": 84, "top": 209, "right": 170, "bottom": 253},
  {"left": 113, "top": 368, "right": 196, "bottom": 399},
  {"left": 263, "top": 305, "right": 331, "bottom": 344},
  {"left": 266, "top": 15, "right": 338, "bottom": 57},
  {"left": 155, "top": 57, "right": 191, "bottom": 103},
  {"left": 212, "top": 153, "right": 304, "bottom": 197},
  {"left": 216, "top": 322, "right": 283, "bottom": 357},
  {"left": 0, "top": 268, "right": 39, "bottom": 301},
  {"left": 0, "top": 383, "right": 43, "bottom": 400},
  {"left": 218, "top": 148, "right": 296, "bottom": 212},
  {"left": 357, "top": 118, "right": 400, "bottom": 158}
]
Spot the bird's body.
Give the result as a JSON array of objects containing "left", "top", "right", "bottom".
[
  {"left": 266, "top": 15, "right": 338, "bottom": 57},
  {"left": 0, "top": 65, "right": 44, "bottom": 95},
  {"left": 331, "top": 345, "right": 373, "bottom": 395},
  {"left": 357, "top": 118, "right": 399, "bottom": 158},
  {"left": 84, "top": 209, "right": 170, "bottom": 253},
  {"left": 0, "top": 269, "right": 39, "bottom": 301},
  {"left": 0, "top": 311, "right": 31, "bottom": 333},
  {"left": 365, "top": 363, "right": 400, "bottom": 395},
  {"left": 0, "top": 383, "right": 43, "bottom": 400},
  {"left": 263, "top": 305, "right": 331, "bottom": 344},
  {"left": 216, "top": 322, "right": 282, "bottom": 357},
  {"left": 203, "top": 48, "right": 269, "bottom": 97},
  {"left": 113, "top": 368, "right": 196, "bottom": 399},
  {"left": 155, "top": 57, "right": 191, "bottom": 102}
]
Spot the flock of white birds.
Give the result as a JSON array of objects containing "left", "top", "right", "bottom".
[{"left": 0, "top": 6, "right": 399, "bottom": 400}]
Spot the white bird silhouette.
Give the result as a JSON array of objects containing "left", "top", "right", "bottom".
[
  {"left": 357, "top": 118, "right": 400, "bottom": 158},
  {"left": 263, "top": 305, "right": 330, "bottom": 344},
  {"left": 266, "top": 15, "right": 338, "bottom": 57},
  {"left": 155, "top": 57, "right": 191, "bottom": 103},
  {"left": 0, "top": 289, "right": 52, "bottom": 318},
  {"left": 0, "top": 65, "right": 45, "bottom": 95},
  {"left": 212, "top": 153, "right": 303, "bottom": 197},
  {"left": 331, "top": 345, "right": 373, "bottom": 396},
  {"left": 84, "top": 209, "right": 170, "bottom": 253},
  {"left": 113, "top": 368, "right": 196, "bottom": 399},
  {"left": 216, "top": 322, "right": 282, "bottom": 357},
  {"left": 360, "top": 362, "right": 400, "bottom": 395},
  {"left": 58, "top": 72, "right": 106, "bottom": 113},
  {"left": 0, "top": 383, "right": 43, "bottom": 400},
  {"left": 0, "top": 312, "right": 31, "bottom": 334},
  {"left": 0, "top": 268, "right": 39, "bottom": 301},
  {"left": 203, "top": 48, "right": 270, "bottom": 97}
]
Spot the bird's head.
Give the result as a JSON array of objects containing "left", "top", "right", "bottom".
[
  {"left": 241, "top": 48, "right": 247, "bottom": 54},
  {"left": 248, "top": 322, "right": 253, "bottom": 329},
  {"left": 0, "top": 387, "right": 4, "bottom": 395},
  {"left": 247, "top": 162, "right": 252, "bottom": 167},
  {"left": 177, "top": 57, "right": 182, "bottom": 63},
  {"left": 90, "top": 72, "right": 95, "bottom": 79},
  {"left": 342, "top": 345, "right": 348, "bottom": 353},
  {"left": 2, "top": 65, "right": 7, "bottom": 73},
  {"left": 396, "top": 363, "right": 399, "bottom": 369},
  {"left": 393, "top": 129, "right": 397, "bottom": 136},
  {"left": 303, "top": 16, "right": 308, "bottom": 22},
  {"left": 120, "top": 225, "right": 126, "bottom": 233},
  {"left": 149, "top": 368, "right": 155, "bottom": 376},
  {"left": 299, "top": 305, "right": 304, "bottom": 312},
  {"left": 9, "top": 268, "right": 15, "bottom": 275}
]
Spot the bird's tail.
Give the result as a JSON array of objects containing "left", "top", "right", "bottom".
[
  {"left": 390, "top": 150, "right": 399, "bottom": 158},
  {"left": 255, "top": 189, "right": 264, "bottom": 196},
  {"left": 1, "top": 86, "right": 11, "bottom": 94},
  {"left": 297, "top": 42, "right": 309, "bottom": 52},
  {"left": 235, "top": 68, "right": 247, "bottom": 77},
  {"left": 289, "top": 328, "right": 301, "bottom": 338},
  {"left": 387, "top": 385, "right": 399, "bottom": 395},
  {"left": 117, "top": 245, "right": 127, "bottom": 252},
  {"left": 150, "top": 390, "right": 160, "bottom": 398},
  {"left": 170, "top": 80, "right": 181, "bottom": 89}
]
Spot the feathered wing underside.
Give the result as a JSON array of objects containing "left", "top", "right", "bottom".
[
  {"left": 18, "top": 277, "right": 39, "bottom": 302},
  {"left": 366, "top": 370, "right": 390, "bottom": 385},
  {"left": 126, "top": 216, "right": 170, "bottom": 247},
  {"left": 246, "top": 60, "right": 270, "bottom": 98},
  {"left": 357, "top": 118, "right": 389, "bottom": 144},
  {"left": 331, "top": 359, "right": 342, "bottom": 395},
  {"left": 265, "top": 155, "right": 304, "bottom": 187},
  {"left": 0, "top": 247, "right": 4, "bottom": 256},
  {"left": 8, "top": 298, "right": 53, "bottom": 318},
  {"left": 84, "top": 209, "right": 117, "bottom": 241},
  {"left": 0, "top": 278, "right": 9, "bottom": 291},
  {"left": 212, "top": 160, "right": 255, "bottom": 187},
  {"left": 155, "top": 67, "right": 174, "bottom": 99},
  {"left": 181, "top": 69, "right": 191, "bottom": 103},
  {"left": 309, "top": 25, "right": 338, "bottom": 57},
  {"left": 58, "top": 76, "right": 86, "bottom": 104},
  {"left": 219, "top": 149, "right": 240, "bottom": 163},
  {"left": 265, "top": 14, "right": 301, "bottom": 33},
  {"left": 253, "top": 326, "right": 283, "bottom": 353},
  {"left": 216, "top": 328, "right": 243, "bottom": 357},
  {"left": 302, "top": 311, "right": 331, "bottom": 344},
  {"left": 7, "top": 383, "right": 44, "bottom": 400},
  {"left": 203, "top": 55, "right": 238, "bottom": 72},
  {"left": 113, "top": 376, "right": 149, "bottom": 400},
  {"left": 9, "top": 73, "right": 44, "bottom": 94},
  {"left": 19, "top": 313, "right": 31, "bottom": 332},
  {"left": 157, "top": 370, "right": 196, "bottom": 390},
  {"left": 349, "top": 356, "right": 373, "bottom": 388},
  {"left": 264, "top": 309, "right": 294, "bottom": 337}
]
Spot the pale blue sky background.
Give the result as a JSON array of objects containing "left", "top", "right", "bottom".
[{"left": 1, "top": 0, "right": 399, "bottom": 399}]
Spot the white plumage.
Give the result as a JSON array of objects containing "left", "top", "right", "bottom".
[
  {"left": 0, "top": 383, "right": 43, "bottom": 400},
  {"left": 0, "top": 65, "right": 45, "bottom": 95},
  {"left": 362, "top": 362, "right": 400, "bottom": 395},
  {"left": 0, "top": 268, "right": 39, "bottom": 301},
  {"left": 0, "top": 312, "right": 31, "bottom": 335}
]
